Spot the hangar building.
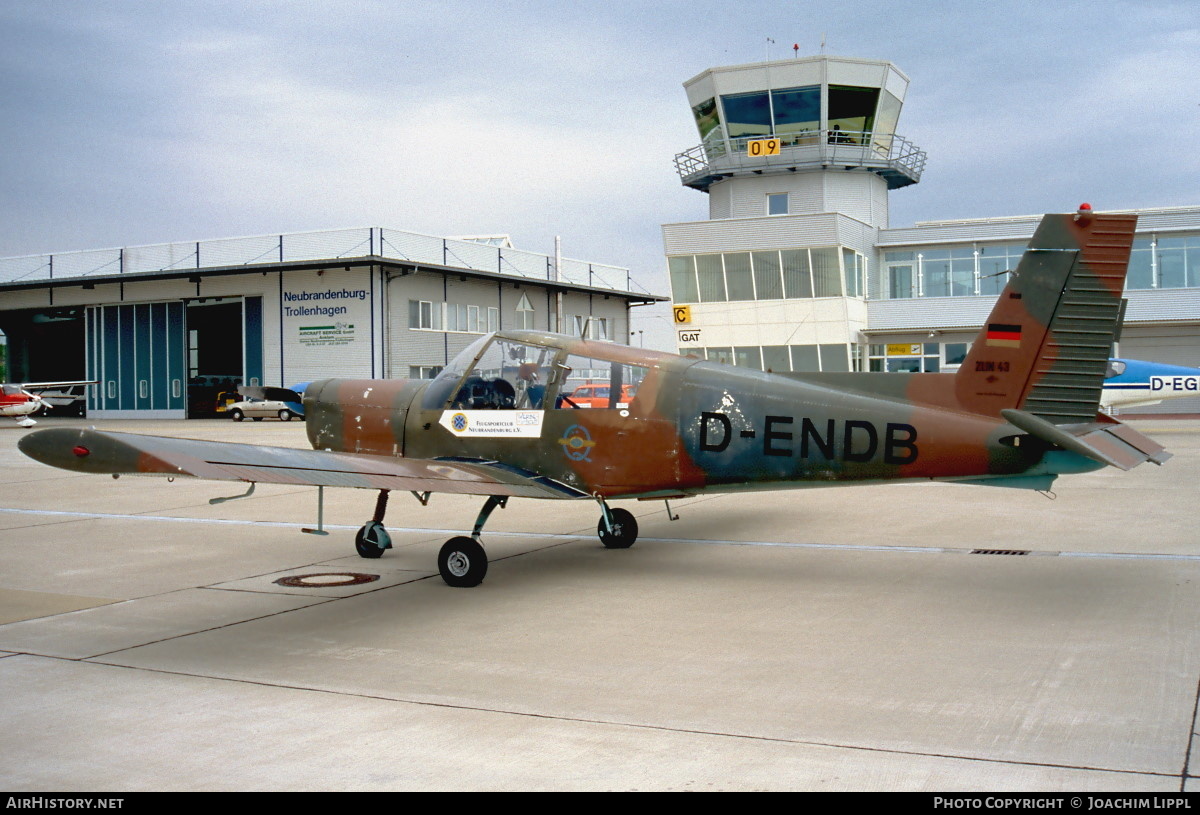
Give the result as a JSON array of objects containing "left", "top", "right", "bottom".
[
  {"left": 0, "top": 228, "right": 662, "bottom": 418},
  {"left": 663, "top": 54, "right": 1200, "bottom": 413}
]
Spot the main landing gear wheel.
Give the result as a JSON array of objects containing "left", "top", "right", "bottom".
[
  {"left": 598, "top": 507, "right": 638, "bottom": 549},
  {"left": 439, "top": 537, "right": 488, "bottom": 587},
  {"left": 355, "top": 520, "right": 391, "bottom": 559}
]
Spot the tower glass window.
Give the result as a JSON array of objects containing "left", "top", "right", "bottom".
[
  {"left": 828, "top": 85, "right": 880, "bottom": 139},
  {"left": 767, "top": 193, "right": 789, "bottom": 215},
  {"left": 771, "top": 86, "right": 820, "bottom": 140},
  {"left": 720, "top": 91, "right": 772, "bottom": 138},
  {"left": 691, "top": 97, "right": 721, "bottom": 142},
  {"left": 872, "top": 91, "right": 903, "bottom": 153}
]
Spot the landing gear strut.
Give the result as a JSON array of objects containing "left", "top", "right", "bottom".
[{"left": 354, "top": 490, "right": 392, "bottom": 559}]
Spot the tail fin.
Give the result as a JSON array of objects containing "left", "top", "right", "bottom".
[{"left": 956, "top": 208, "right": 1137, "bottom": 422}]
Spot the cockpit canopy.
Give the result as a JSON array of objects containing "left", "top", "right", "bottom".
[{"left": 421, "top": 332, "right": 651, "bottom": 412}]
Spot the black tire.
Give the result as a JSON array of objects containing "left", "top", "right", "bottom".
[
  {"left": 438, "top": 536, "right": 488, "bottom": 587},
  {"left": 355, "top": 520, "right": 391, "bottom": 558},
  {"left": 230, "top": 409, "right": 244, "bottom": 422},
  {"left": 279, "top": 409, "right": 292, "bottom": 421},
  {"left": 598, "top": 507, "right": 638, "bottom": 549}
]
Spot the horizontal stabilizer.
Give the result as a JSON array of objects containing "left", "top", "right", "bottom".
[{"left": 1000, "top": 408, "right": 1171, "bottom": 471}]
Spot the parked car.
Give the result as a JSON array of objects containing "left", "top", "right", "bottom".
[
  {"left": 563, "top": 383, "right": 636, "bottom": 409},
  {"left": 227, "top": 386, "right": 305, "bottom": 422}
]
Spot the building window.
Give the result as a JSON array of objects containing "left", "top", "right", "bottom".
[
  {"left": 762, "top": 345, "right": 790, "bottom": 373},
  {"left": 409, "top": 365, "right": 443, "bottom": 379},
  {"left": 734, "top": 347, "right": 762, "bottom": 370},
  {"left": 487, "top": 307, "right": 499, "bottom": 333},
  {"left": 669, "top": 246, "right": 859, "bottom": 305},
  {"left": 828, "top": 85, "right": 880, "bottom": 137},
  {"left": 691, "top": 97, "right": 721, "bottom": 142},
  {"left": 446, "top": 304, "right": 474, "bottom": 332},
  {"left": 842, "top": 248, "right": 866, "bottom": 298},
  {"left": 409, "top": 299, "right": 440, "bottom": 330},
  {"left": 767, "top": 193, "right": 789, "bottom": 216},
  {"left": 515, "top": 293, "right": 534, "bottom": 329},
  {"left": 977, "top": 243, "right": 1025, "bottom": 296},
  {"left": 1155, "top": 236, "right": 1200, "bottom": 288},
  {"left": 771, "top": 86, "right": 820, "bottom": 140},
  {"left": 867, "top": 342, "right": 967, "bottom": 372},
  {"left": 706, "top": 347, "right": 733, "bottom": 365},
  {"left": 720, "top": 91, "right": 771, "bottom": 139},
  {"left": 669, "top": 256, "right": 699, "bottom": 304},
  {"left": 571, "top": 316, "right": 609, "bottom": 340}
]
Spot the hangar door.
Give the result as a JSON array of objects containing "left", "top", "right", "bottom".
[
  {"left": 87, "top": 302, "right": 187, "bottom": 417},
  {"left": 87, "top": 297, "right": 263, "bottom": 418}
]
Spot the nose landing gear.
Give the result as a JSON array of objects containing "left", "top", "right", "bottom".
[{"left": 354, "top": 490, "right": 393, "bottom": 558}]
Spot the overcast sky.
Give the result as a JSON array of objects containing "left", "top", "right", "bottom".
[{"left": 1, "top": 0, "right": 1197, "bottom": 347}]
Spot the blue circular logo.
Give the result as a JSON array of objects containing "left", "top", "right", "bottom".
[{"left": 558, "top": 424, "right": 596, "bottom": 462}]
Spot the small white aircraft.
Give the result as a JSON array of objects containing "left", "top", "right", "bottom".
[
  {"left": 0, "top": 381, "right": 97, "bottom": 427},
  {"left": 1102, "top": 359, "right": 1200, "bottom": 410}
]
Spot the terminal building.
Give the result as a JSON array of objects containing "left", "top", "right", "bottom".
[
  {"left": 0, "top": 228, "right": 661, "bottom": 418},
  {"left": 664, "top": 54, "right": 1200, "bottom": 413}
]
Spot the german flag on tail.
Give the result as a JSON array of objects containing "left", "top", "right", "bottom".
[{"left": 985, "top": 323, "right": 1022, "bottom": 348}]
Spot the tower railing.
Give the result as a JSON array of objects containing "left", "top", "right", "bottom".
[{"left": 674, "top": 130, "right": 926, "bottom": 191}]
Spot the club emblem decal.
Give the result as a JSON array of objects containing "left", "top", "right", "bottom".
[{"left": 558, "top": 424, "right": 596, "bottom": 462}]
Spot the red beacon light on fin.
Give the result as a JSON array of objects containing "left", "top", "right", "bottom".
[{"left": 1074, "top": 202, "right": 1094, "bottom": 223}]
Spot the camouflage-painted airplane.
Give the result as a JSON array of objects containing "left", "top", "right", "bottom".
[{"left": 18, "top": 209, "right": 1169, "bottom": 587}]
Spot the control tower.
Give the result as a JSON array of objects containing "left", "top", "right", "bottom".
[{"left": 663, "top": 54, "right": 926, "bottom": 372}]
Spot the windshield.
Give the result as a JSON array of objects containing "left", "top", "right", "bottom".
[{"left": 422, "top": 335, "right": 556, "bottom": 410}]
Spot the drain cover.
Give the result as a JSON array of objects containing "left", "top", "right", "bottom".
[{"left": 274, "top": 572, "right": 381, "bottom": 588}]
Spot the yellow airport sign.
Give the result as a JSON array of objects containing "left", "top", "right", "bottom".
[
  {"left": 747, "top": 138, "right": 781, "bottom": 157},
  {"left": 673, "top": 305, "right": 692, "bottom": 324}
]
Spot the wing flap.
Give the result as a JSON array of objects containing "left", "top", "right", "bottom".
[{"left": 18, "top": 428, "right": 584, "bottom": 499}]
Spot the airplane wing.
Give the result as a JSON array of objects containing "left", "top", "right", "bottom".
[
  {"left": 19, "top": 380, "right": 99, "bottom": 391},
  {"left": 17, "top": 427, "right": 589, "bottom": 500}
]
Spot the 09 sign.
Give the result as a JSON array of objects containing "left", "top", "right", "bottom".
[{"left": 747, "top": 138, "right": 781, "bottom": 157}]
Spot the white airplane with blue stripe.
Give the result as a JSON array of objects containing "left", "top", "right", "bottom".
[{"left": 1103, "top": 358, "right": 1200, "bottom": 410}]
